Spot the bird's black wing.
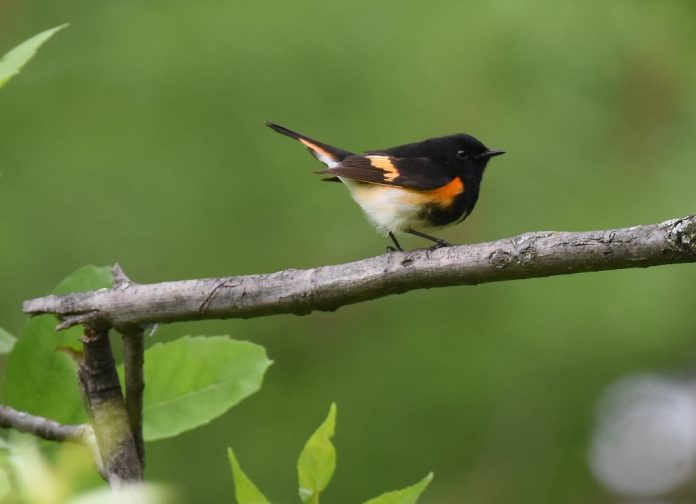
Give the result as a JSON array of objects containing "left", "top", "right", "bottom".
[{"left": 318, "top": 155, "right": 455, "bottom": 190}]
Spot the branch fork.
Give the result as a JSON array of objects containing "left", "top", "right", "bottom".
[
  {"left": 2, "top": 265, "right": 147, "bottom": 487},
  {"left": 4, "top": 215, "right": 696, "bottom": 489}
]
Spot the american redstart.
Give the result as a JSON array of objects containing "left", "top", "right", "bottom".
[{"left": 267, "top": 122, "right": 504, "bottom": 251}]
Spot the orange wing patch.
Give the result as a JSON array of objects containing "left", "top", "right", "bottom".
[{"left": 367, "top": 156, "right": 400, "bottom": 182}]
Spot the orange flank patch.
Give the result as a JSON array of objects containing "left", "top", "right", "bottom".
[
  {"left": 299, "top": 138, "right": 333, "bottom": 160},
  {"left": 367, "top": 156, "right": 400, "bottom": 182},
  {"left": 396, "top": 176, "right": 465, "bottom": 208},
  {"left": 425, "top": 176, "right": 465, "bottom": 203}
]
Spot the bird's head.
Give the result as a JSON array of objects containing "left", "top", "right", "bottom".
[{"left": 437, "top": 134, "right": 505, "bottom": 180}]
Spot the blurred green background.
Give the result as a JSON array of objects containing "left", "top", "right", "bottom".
[{"left": 1, "top": 1, "right": 696, "bottom": 502}]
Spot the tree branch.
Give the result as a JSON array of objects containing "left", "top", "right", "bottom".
[
  {"left": 22, "top": 215, "right": 696, "bottom": 328},
  {"left": 77, "top": 327, "right": 142, "bottom": 486},
  {"left": 0, "top": 404, "right": 92, "bottom": 444}
]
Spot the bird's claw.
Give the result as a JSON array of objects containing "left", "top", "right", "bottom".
[{"left": 428, "top": 240, "right": 452, "bottom": 251}]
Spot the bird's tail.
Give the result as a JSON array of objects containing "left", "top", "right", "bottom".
[{"left": 265, "top": 122, "right": 352, "bottom": 168}]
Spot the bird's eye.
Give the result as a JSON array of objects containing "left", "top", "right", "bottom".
[{"left": 456, "top": 150, "right": 468, "bottom": 159}]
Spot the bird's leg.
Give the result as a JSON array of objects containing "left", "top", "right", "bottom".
[
  {"left": 386, "top": 231, "right": 403, "bottom": 252},
  {"left": 406, "top": 228, "right": 452, "bottom": 249}
]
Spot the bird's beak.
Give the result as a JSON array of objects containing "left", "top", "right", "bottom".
[{"left": 482, "top": 149, "right": 505, "bottom": 159}]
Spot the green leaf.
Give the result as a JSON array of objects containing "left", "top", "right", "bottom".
[
  {"left": 1, "top": 265, "right": 113, "bottom": 423},
  {"left": 0, "top": 328, "right": 16, "bottom": 355},
  {"left": 128, "top": 336, "right": 271, "bottom": 442},
  {"left": 52, "top": 264, "right": 113, "bottom": 296},
  {"left": 363, "top": 473, "right": 434, "bottom": 504},
  {"left": 0, "top": 24, "right": 67, "bottom": 89},
  {"left": 228, "top": 448, "right": 271, "bottom": 504},
  {"left": 297, "top": 403, "right": 337, "bottom": 504}
]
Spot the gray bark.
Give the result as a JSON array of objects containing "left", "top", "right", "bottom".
[{"left": 0, "top": 404, "right": 91, "bottom": 444}]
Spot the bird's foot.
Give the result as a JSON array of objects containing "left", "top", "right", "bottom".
[
  {"left": 427, "top": 239, "right": 452, "bottom": 251},
  {"left": 387, "top": 232, "right": 403, "bottom": 252}
]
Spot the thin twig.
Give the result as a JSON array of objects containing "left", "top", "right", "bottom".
[
  {"left": 0, "top": 404, "right": 92, "bottom": 444},
  {"left": 121, "top": 326, "right": 145, "bottom": 468},
  {"left": 22, "top": 215, "right": 696, "bottom": 329},
  {"left": 77, "top": 327, "right": 142, "bottom": 486}
]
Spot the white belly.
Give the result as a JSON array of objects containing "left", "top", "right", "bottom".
[{"left": 339, "top": 178, "right": 430, "bottom": 233}]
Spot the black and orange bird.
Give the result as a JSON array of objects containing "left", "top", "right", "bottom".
[{"left": 266, "top": 122, "right": 504, "bottom": 251}]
